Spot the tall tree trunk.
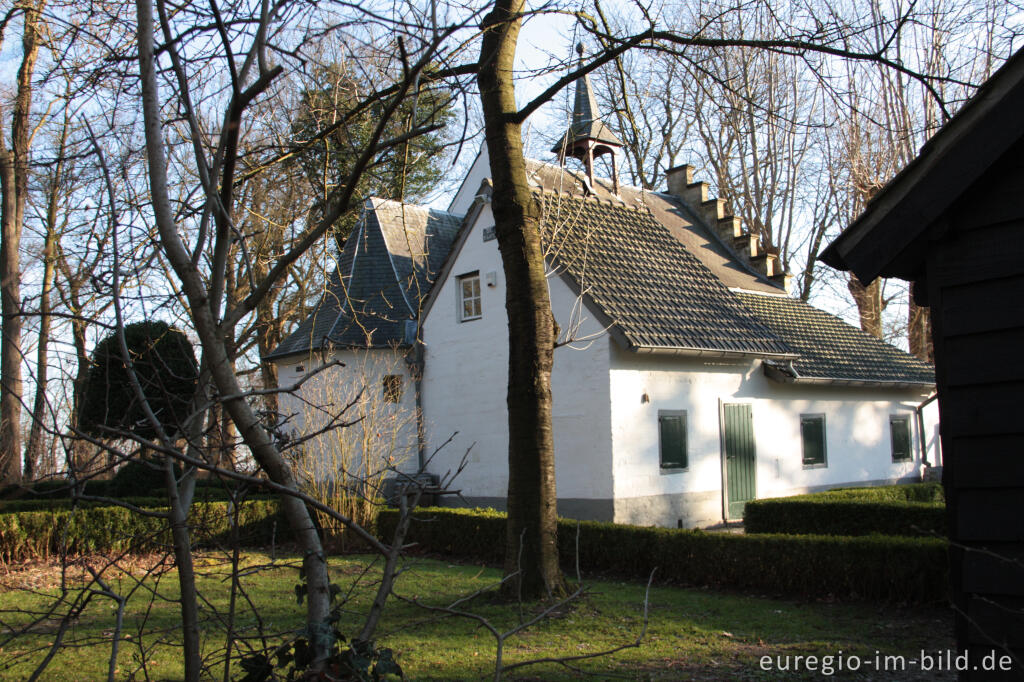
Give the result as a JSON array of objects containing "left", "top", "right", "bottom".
[
  {"left": 135, "top": 0, "right": 332, "bottom": 664},
  {"left": 847, "top": 275, "right": 883, "bottom": 338},
  {"left": 65, "top": 281, "right": 94, "bottom": 475},
  {"left": 254, "top": 253, "right": 283, "bottom": 418},
  {"left": 479, "top": 0, "right": 565, "bottom": 600},
  {"left": 24, "top": 201, "right": 57, "bottom": 480},
  {"left": 908, "top": 296, "right": 933, "bottom": 362},
  {"left": 256, "top": 301, "right": 281, "bottom": 418},
  {"left": 0, "top": 150, "right": 22, "bottom": 485},
  {"left": 25, "top": 119, "right": 66, "bottom": 480},
  {"left": 0, "top": 0, "right": 44, "bottom": 485}
]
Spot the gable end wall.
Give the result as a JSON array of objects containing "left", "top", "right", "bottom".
[{"left": 420, "top": 203, "right": 615, "bottom": 517}]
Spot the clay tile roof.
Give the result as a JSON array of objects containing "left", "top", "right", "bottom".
[
  {"left": 539, "top": 191, "right": 794, "bottom": 357},
  {"left": 736, "top": 291, "right": 935, "bottom": 385}
]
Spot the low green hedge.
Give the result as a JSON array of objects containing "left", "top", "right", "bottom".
[
  {"left": 744, "top": 498, "right": 945, "bottom": 537},
  {"left": 809, "top": 482, "right": 944, "bottom": 504},
  {"left": 379, "top": 507, "right": 948, "bottom": 603},
  {"left": 0, "top": 477, "right": 252, "bottom": 502},
  {"left": 0, "top": 489, "right": 272, "bottom": 514},
  {"left": 0, "top": 497, "right": 168, "bottom": 514},
  {"left": 743, "top": 484, "right": 946, "bottom": 537},
  {"left": 0, "top": 499, "right": 283, "bottom": 563}
]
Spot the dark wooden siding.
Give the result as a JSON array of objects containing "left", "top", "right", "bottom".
[{"left": 928, "top": 147, "right": 1024, "bottom": 676}]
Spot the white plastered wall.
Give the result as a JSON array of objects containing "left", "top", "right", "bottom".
[
  {"left": 274, "top": 348, "right": 421, "bottom": 483},
  {"left": 420, "top": 201, "right": 614, "bottom": 504},
  {"left": 609, "top": 345, "right": 940, "bottom": 526}
]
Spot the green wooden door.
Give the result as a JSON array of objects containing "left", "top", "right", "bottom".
[{"left": 723, "top": 403, "right": 756, "bottom": 520}]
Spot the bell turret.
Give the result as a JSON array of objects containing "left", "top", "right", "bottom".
[{"left": 551, "top": 43, "right": 623, "bottom": 193}]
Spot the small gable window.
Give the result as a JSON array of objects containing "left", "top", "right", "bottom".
[
  {"left": 800, "top": 414, "right": 827, "bottom": 467},
  {"left": 382, "top": 375, "right": 403, "bottom": 403},
  {"left": 890, "top": 416, "right": 912, "bottom": 462},
  {"left": 458, "top": 272, "right": 481, "bottom": 322},
  {"left": 658, "top": 411, "right": 688, "bottom": 470}
]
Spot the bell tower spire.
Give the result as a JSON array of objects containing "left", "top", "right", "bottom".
[{"left": 552, "top": 43, "right": 623, "bottom": 193}]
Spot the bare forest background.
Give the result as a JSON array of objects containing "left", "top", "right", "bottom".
[
  {"left": 1, "top": 0, "right": 1019, "bottom": 484},
  {"left": 0, "top": 0, "right": 1020, "bottom": 676}
]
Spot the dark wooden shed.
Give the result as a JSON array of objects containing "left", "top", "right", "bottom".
[{"left": 821, "top": 48, "right": 1024, "bottom": 679}]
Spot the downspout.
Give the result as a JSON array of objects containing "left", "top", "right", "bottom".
[
  {"left": 916, "top": 392, "right": 939, "bottom": 467},
  {"left": 405, "top": 338, "right": 427, "bottom": 471}
]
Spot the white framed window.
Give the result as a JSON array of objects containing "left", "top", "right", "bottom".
[{"left": 458, "top": 271, "right": 482, "bottom": 322}]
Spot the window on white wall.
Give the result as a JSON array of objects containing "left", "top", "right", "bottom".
[
  {"left": 890, "top": 416, "right": 912, "bottom": 462},
  {"left": 458, "top": 271, "right": 481, "bottom": 322},
  {"left": 382, "top": 375, "right": 403, "bottom": 403},
  {"left": 658, "top": 410, "right": 688, "bottom": 470},
  {"left": 800, "top": 414, "right": 827, "bottom": 467}
]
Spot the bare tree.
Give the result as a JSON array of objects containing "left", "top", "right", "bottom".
[
  {"left": 479, "top": 0, "right": 569, "bottom": 599},
  {"left": 0, "top": 0, "right": 46, "bottom": 485}
]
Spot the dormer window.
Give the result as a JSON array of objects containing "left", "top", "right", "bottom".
[{"left": 458, "top": 272, "right": 481, "bottom": 322}]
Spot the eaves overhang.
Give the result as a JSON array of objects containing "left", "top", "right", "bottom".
[
  {"left": 630, "top": 344, "right": 799, "bottom": 361},
  {"left": 265, "top": 340, "right": 412, "bottom": 363},
  {"left": 762, "top": 360, "right": 935, "bottom": 389}
]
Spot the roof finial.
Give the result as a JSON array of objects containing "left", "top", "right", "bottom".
[{"left": 552, "top": 39, "right": 623, "bottom": 194}]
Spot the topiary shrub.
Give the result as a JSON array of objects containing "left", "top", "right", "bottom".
[
  {"left": 743, "top": 483, "right": 947, "bottom": 537},
  {"left": 79, "top": 320, "right": 199, "bottom": 440},
  {"left": 109, "top": 457, "right": 183, "bottom": 497},
  {"left": 815, "top": 482, "right": 944, "bottom": 504}
]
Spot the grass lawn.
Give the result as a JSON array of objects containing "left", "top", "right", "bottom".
[{"left": 0, "top": 551, "right": 953, "bottom": 680}]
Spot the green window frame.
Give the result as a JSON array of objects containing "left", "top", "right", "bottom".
[
  {"left": 890, "top": 415, "right": 912, "bottom": 462},
  {"left": 658, "top": 410, "right": 688, "bottom": 470},
  {"left": 800, "top": 414, "right": 827, "bottom": 467}
]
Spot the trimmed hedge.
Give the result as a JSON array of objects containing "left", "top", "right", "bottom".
[
  {"left": 0, "top": 489, "right": 272, "bottom": 514},
  {"left": 0, "top": 477, "right": 251, "bottom": 502},
  {"left": 810, "top": 482, "right": 944, "bottom": 504},
  {"left": 379, "top": 507, "right": 948, "bottom": 603},
  {"left": 0, "top": 497, "right": 169, "bottom": 514},
  {"left": 744, "top": 499, "right": 945, "bottom": 537},
  {"left": 0, "top": 499, "right": 283, "bottom": 563},
  {"left": 743, "top": 484, "right": 946, "bottom": 537}
]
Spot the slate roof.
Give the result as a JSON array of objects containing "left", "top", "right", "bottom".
[
  {"left": 539, "top": 192, "right": 794, "bottom": 356},
  {"left": 736, "top": 291, "right": 935, "bottom": 385},
  {"left": 268, "top": 199, "right": 460, "bottom": 359}
]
